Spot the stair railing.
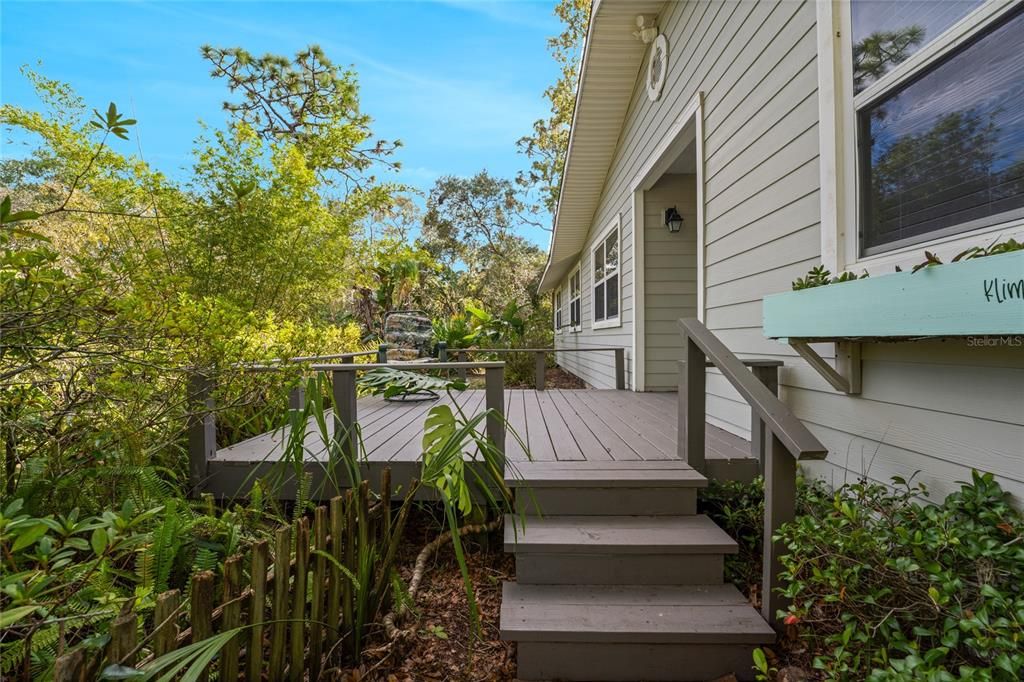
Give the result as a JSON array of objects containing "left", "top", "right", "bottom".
[{"left": 677, "top": 318, "right": 827, "bottom": 628}]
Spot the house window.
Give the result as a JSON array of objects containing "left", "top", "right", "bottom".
[
  {"left": 554, "top": 288, "right": 563, "bottom": 333},
  {"left": 569, "top": 268, "right": 581, "bottom": 331},
  {"left": 852, "top": 1, "right": 1024, "bottom": 255},
  {"left": 592, "top": 224, "right": 619, "bottom": 327}
]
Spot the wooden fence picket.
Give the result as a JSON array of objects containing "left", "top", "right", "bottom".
[
  {"left": 327, "top": 495, "right": 344, "bottom": 660},
  {"left": 269, "top": 525, "right": 291, "bottom": 679},
  {"left": 36, "top": 467, "right": 396, "bottom": 680},
  {"left": 310, "top": 506, "right": 328, "bottom": 681},
  {"left": 107, "top": 611, "right": 137, "bottom": 667},
  {"left": 220, "top": 555, "right": 243, "bottom": 681},
  {"left": 248, "top": 540, "right": 269, "bottom": 682},
  {"left": 190, "top": 571, "right": 214, "bottom": 678},
  {"left": 290, "top": 516, "right": 309, "bottom": 682},
  {"left": 153, "top": 589, "right": 180, "bottom": 658},
  {"left": 343, "top": 489, "right": 355, "bottom": 653}
]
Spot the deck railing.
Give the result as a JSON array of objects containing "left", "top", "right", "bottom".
[
  {"left": 438, "top": 344, "right": 626, "bottom": 390},
  {"left": 309, "top": 361, "right": 508, "bottom": 463},
  {"left": 677, "top": 318, "right": 827, "bottom": 628},
  {"left": 188, "top": 343, "right": 629, "bottom": 495},
  {"left": 187, "top": 350, "right": 384, "bottom": 494}
]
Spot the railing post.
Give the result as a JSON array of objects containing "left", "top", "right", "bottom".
[
  {"left": 456, "top": 351, "right": 468, "bottom": 381},
  {"left": 614, "top": 348, "right": 626, "bottom": 390},
  {"left": 762, "top": 433, "right": 795, "bottom": 628},
  {"left": 187, "top": 371, "right": 216, "bottom": 496},
  {"left": 678, "top": 336, "right": 706, "bottom": 474},
  {"left": 535, "top": 351, "right": 546, "bottom": 391},
  {"left": 377, "top": 344, "right": 389, "bottom": 364},
  {"left": 288, "top": 383, "right": 306, "bottom": 411},
  {"left": 484, "top": 365, "right": 505, "bottom": 455},
  {"left": 437, "top": 341, "right": 448, "bottom": 362},
  {"left": 341, "top": 355, "right": 353, "bottom": 365},
  {"left": 331, "top": 369, "right": 358, "bottom": 477},
  {"left": 750, "top": 365, "right": 779, "bottom": 475}
]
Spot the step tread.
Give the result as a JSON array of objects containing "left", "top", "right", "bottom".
[
  {"left": 506, "top": 460, "right": 707, "bottom": 488},
  {"left": 501, "top": 582, "right": 775, "bottom": 644},
  {"left": 504, "top": 514, "right": 738, "bottom": 554}
]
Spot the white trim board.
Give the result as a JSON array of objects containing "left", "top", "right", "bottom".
[
  {"left": 591, "top": 214, "right": 623, "bottom": 331},
  {"left": 629, "top": 91, "right": 706, "bottom": 392},
  {"left": 568, "top": 264, "right": 582, "bottom": 333}
]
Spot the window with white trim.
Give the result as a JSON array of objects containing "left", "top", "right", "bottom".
[
  {"left": 554, "top": 287, "right": 564, "bottom": 333},
  {"left": 850, "top": 1, "right": 1024, "bottom": 256},
  {"left": 592, "top": 223, "right": 620, "bottom": 327},
  {"left": 568, "top": 268, "right": 581, "bottom": 331}
]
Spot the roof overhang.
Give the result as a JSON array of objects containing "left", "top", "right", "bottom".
[{"left": 538, "top": 0, "right": 667, "bottom": 292}]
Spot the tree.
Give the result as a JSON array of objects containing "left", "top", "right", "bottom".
[
  {"left": 420, "top": 171, "right": 546, "bottom": 314},
  {"left": 0, "top": 55, "right": 379, "bottom": 506},
  {"left": 516, "top": 0, "right": 592, "bottom": 215},
  {"left": 201, "top": 45, "right": 402, "bottom": 193}
]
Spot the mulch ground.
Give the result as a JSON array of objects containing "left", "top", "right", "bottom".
[
  {"left": 329, "top": 509, "right": 516, "bottom": 682},
  {"left": 542, "top": 366, "right": 586, "bottom": 389}
]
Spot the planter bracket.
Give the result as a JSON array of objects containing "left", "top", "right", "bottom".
[{"left": 788, "top": 341, "right": 861, "bottom": 395}]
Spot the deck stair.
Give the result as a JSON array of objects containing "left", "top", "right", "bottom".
[{"left": 501, "top": 460, "right": 774, "bottom": 681}]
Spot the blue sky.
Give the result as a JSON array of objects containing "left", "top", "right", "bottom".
[{"left": 1, "top": 0, "right": 560, "bottom": 243}]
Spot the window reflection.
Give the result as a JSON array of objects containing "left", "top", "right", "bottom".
[
  {"left": 852, "top": 0, "right": 982, "bottom": 93},
  {"left": 859, "top": 8, "right": 1024, "bottom": 253}
]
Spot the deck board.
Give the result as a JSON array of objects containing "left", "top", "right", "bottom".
[
  {"left": 213, "top": 389, "right": 753, "bottom": 470},
  {"left": 521, "top": 390, "right": 558, "bottom": 461},
  {"left": 554, "top": 390, "right": 641, "bottom": 461},
  {"left": 572, "top": 391, "right": 673, "bottom": 460},
  {"left": 548, "top": 390, "right": 613, "bottom": 461},
  {"left": 578, "top": 391, "right": 678, "bottom": 457},
  {"left": 536, "top": 390, "right": 586, "bottom": 461},
  {"left": 505, "top": 390, "right": 530, "bottom": 462}
]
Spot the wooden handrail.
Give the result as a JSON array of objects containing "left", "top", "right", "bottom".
[
  {"left": 312, "top": 361, "right": 505, "bottom": 371},
  {"left": 442, "top": 346, "right": 627, "bottom": 390},
  {"left": 446, "top": 347, "right": 624, "bottom": 353},
  {"left": 678, "top": 319, "right": 825, "bottom": 460},
  {"left": 239, "top": 349, "right": 381, "bottom": 372},
  {"left": 676, "top": 317, "right": 827, "bottom": 631}
]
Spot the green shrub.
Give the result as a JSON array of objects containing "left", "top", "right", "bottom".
[
  {"left": 778, "top": 471, "right": 1024, "bottom": 680},
  {"left": 432, "top": 313, "right": 477, "bottom": 350},
  {"left": 699, "top": 477, "right": 766, "bottom": 593}
]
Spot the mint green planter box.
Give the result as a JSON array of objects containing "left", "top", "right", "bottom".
[{"left": 763, "top": 250, "right": 1024, "bottom": 339}]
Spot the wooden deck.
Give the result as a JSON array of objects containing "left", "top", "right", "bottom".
[{"left": 205, "top": 389, "right": 755, "bottom": 499}]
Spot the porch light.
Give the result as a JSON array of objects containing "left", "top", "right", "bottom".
[{"left": 665, "top": 207, "right": 683, "bottom": 233}]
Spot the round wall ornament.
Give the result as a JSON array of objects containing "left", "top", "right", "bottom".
[{"left": 646, "top": 33, "right": 668, "bottom": 102}]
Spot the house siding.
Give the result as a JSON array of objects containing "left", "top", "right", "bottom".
[
  {"left": 552, "top": 209, "right": 635, "bottom": 389},
  {"left": 644, "top": 173, "right": 698, "bottom": 391},
  {"left": 553, "top": 0, "right": 1024, "bottom": 504}
]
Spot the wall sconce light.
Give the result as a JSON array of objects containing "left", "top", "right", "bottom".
[{"left": 665, "top": 207, "right": 683, "bottom": 233}]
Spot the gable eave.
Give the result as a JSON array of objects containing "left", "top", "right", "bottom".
[{"left": 538, "top": 0, "right": 666, "bottom": 292}]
